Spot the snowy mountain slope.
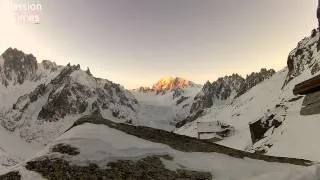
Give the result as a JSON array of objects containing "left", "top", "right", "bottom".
[
  {"left": 132, "top": 91, "right": 176, "bottom": 131},
  {"left": 0, "top": 63, "right": 138, "bottom": 145},
  {"left": 1, "top": 115, "right": 318, "bottom": 180},
  {"left": 0, "top": 124, "right": 41, "bottom": 174},
  {"left": 176, "top": 69, "right": 276, "bottom": 128},
  {"left": 1, "top": 26, "right": 320, "bottom": 179},
  {"left": 132, "top": 84, "right": 201, "bottom": 131},
  {"left": 0, "top": 48, "right": 63, "bottom": 110},
  {"left": 176, "top": 29, "right": 320, "bottom": 161},
  {"left": 176, "top": 69, "right": 287, "bottom": 144},
  {"left": 136, "top": 77, "right": 201, "bottom": 95}
]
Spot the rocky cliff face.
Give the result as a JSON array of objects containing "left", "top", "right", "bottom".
[
  {"left": 237, "top": 68, "right": 276, "bottom": 97},
  {"left": 0, "top": 48, "right": 38, "bottom": 86},
  {"left": 175, "top": 69, "right": 276, "bottom": 128},
  {"left": 2, "top": 63, "right": 138, "bottom": 126},
  {"left": 190, "top": 69, "right": 275, "bottom": 115},
  {"left": 190, "top": 74, "right": 245, "bottom": 114},
  {"left": 0, "top": 48, "right": 62, "bottom": 88},
  {"left": 0, "top": 49, "right": 139, "bottom": 144},
  {"left": 283, "top": 29, "right": 320, "bottom": 86}
]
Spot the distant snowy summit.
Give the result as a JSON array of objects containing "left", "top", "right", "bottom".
[{"left": 135, "top": 77, "right": 201, "bottom": 95}]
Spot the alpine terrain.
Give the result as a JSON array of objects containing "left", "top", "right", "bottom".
[{"left": 1, "top": 20, "right": 320, "bottom": 180}]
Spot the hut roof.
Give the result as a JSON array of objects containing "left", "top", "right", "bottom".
[{"left": 293, "top": 74, "right": 320, "bottom": 95}]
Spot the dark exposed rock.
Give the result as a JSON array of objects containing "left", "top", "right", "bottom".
[
  {"left": 249, "top": 105, "right": 287, "bottom": 152},
  {"left": 1, "top": 48, "right": 38, "bottom": 85},
  {"left": 189, "top": 81, "right": 214, "bottom": 115},
  {"left": 312, "top": 29, "right": 317, "bottom": 38},
  {"left": 190, "top": 74, "right": 245, "bottom": 115},
  {"left": 51, "top": 143, "right": 80, "bottom": 156},
  {"left": 9, "top": 83, "right": 47, "bottom": 116},
  {"left": 38, "top": 82, "right": 90, "bottom": 121},
  {"left": 236, "top": 68, "right": 276, "bottom": 97},
  {"left": 176, "top": 96, "right": 189, "bottom": 105},
  {"left": 175, "top": 109, "right": 204, "bottom": 128},
  {"left": 40, "top": 60, "right": 59, "bottom": 72},
  {"left": 1, "top": 62, "right": 138, "bottom": 139},
  {"left": 25, "top": 156, "right": 212, "bottom": 180},
  {"left": 29, "top": 84, "right": 46, "bottom": 102},
  {"left": 136, "top": 86, "right": 153, "bottom": 93},
  {"left": 0, "top": 171, "right": 21, "bottom": 180},
  {"left": 0, "top": 49, "right": 61, "bottom": 88},
  {"left": 172, "top": 88, "right": 184, "bottom": 99},
  {"left": 112, "top": 110, "right": 120, "bottom": 118},
  {"left": 182, "top": 104, "right": 189, "bottom": 108},
  {"left": 283, "top": 29, "right": 319, "bottom": 87},
  {"left": 287, "top": 96, "right": 304, "bottom": 102},
  {"left": 34, "top": 64, "right": 137, "bottom": 122},
  {"left": 311, "top": 62, "right": 320, "bottom": 75},
  {"left": 249, "top": 117, "right": 273, "bottom": 144},
  {"left": 85, "top": 67, "right": 92, "bottom": 76},
  {"left": 186, "top": 70, "right": 275, "bottom": 128}
]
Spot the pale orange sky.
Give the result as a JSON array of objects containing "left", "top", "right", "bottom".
[{"left": 0, "top": 0, "right": 318, "bottom": 88}]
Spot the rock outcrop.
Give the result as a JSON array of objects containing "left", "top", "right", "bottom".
[
  {"left": 190, "top": 69, "right": 275, "bottom": 115},
  {"left": 283, "top": 29, "right": 320, "bottom": 87},
  {"left": 0, "top": 48, "right": 62, "bottom": 89},
  {"left": 248, "top": 104, "right": 288, "bottom": 153},
  {"left": 190, "top": 74, "right": 244, "bottom": 115},
  {"left": 236, "top": 68, "right": 276, "bottom": 97},
  {"left": 3, "top": 63, "right": 138, "bottom": 127},
  {"left": 0, "top": 48, "right": 38, "bottom": 86},
  {"left": 0, "top": 49, "right": 139, "bottom": 144},
  {"left": 177, "top": 69, "right": 275, "bottom": 128}
]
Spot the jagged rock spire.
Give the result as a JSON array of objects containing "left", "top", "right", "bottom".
[{"left": 86, "top": 67, "right": 92, "bottom": 76}]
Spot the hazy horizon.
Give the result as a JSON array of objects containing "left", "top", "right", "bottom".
[{"left": 0, "top": 0, "right": 318, "bottom": 88}]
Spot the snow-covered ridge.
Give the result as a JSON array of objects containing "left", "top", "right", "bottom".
[
  {"left": 175, "top": 69, "right": 275, "bottom": 128},
  {"left": 0, "top": 48, "right": 63, "bottom": 111},
  {"left": 191, "top": 69, "right": 276, "bottom": 115},
  {"left": 176, "top": 27, "right": 320, "bottom": 161},
  {"left": 1, "top": 116, "right": 318, "bottom": 180},
  {"left": 134, "top": 77, "right": 201, "bottom": 95},
  {"left": 0, "top": 48, "right": 139, "bottom": 145},
  {"left": 0, "top": 48, "right": 62, "bottom": 87}
]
